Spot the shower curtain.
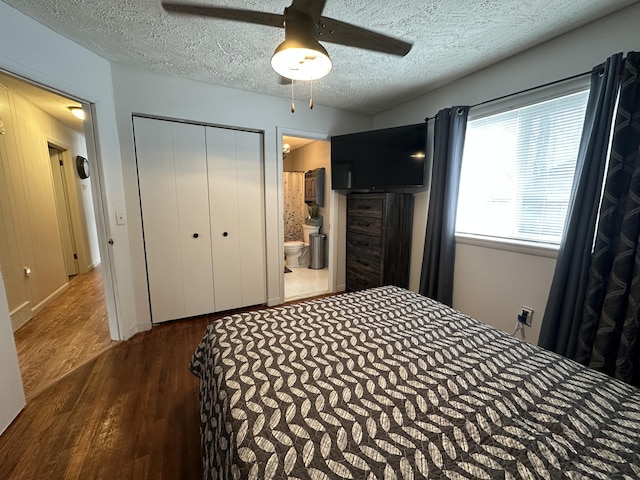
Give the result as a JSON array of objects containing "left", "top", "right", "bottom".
[{"left": 283, "top": 172, "right": 307, "bottom": 242}]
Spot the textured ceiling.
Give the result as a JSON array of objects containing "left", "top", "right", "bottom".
[{"left": 2, "top": 0, "right": 637, "bottom": 115}]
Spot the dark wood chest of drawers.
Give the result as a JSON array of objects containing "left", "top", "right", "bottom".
[{"left": 346, "top": 193, "right": 414, "bottom": 291}]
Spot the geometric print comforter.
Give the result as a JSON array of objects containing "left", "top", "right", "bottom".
[{"left": 189, "top": 286, "right": 640, "bottom": 479}]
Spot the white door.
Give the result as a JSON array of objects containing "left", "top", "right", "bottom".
[
  {"left": 49, "top": 147, "right": 79, "bottom": 276},
  {"left": 207, "top": 127, "right": 266, "bottom": 311},
  {"left": 134, "top": 117, "right": 215, "bottom": 323},
  {"left": 0, "top": 271, "right": 25, "bottom": 435}
]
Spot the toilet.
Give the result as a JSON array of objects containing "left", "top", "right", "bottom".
[{"left": 284, "top": 225, "right": 320, "bottom": 267}]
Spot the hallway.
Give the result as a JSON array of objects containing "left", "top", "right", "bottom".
[{"left": 13, "top": 267, "right": 113, "bottom": 399}]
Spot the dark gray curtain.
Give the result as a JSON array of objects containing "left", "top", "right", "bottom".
[
  {"left": 538, "top": 54, "right": 623, "bottom": 355},
  {"left": 575, "top": 52, "right": 640, "bottom": 386},
  {"left": 419, "top": 106, "right": 469, "bottom": 306}
]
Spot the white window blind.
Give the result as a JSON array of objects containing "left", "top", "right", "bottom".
[{"left": 456, "top": 89, "right": 590, "bottom": 246}]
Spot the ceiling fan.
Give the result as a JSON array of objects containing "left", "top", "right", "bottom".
[{"left": 161, "top": 0, "right": 413, "bottom": 81}]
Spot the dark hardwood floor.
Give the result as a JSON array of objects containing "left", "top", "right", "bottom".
[
  {"left": 13, "top": 267, "right": 113, "bottom": 399},
  {"left": 1, "top": 313, "right": 211, "bottom": 480},
  {"left": 2, "top": 276, "right": 336, "bottom": 480}
]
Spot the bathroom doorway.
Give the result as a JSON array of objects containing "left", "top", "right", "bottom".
[{"left": 282, "top": 135, "right": 331, "bottom": 302}]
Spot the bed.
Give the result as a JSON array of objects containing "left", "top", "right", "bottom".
[{"left": 189, "top": 286, "right": 640, "bottom": 479}]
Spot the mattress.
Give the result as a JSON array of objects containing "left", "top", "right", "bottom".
[{"left": 189, "top": 286, "right": 640, "bottom": 479}]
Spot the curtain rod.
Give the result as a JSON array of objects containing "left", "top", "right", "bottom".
[
  {"left": 470, "top": 70, "right": 591, "bottom": 109},
  {"left": 424, "top": 69, "right": 591, "bottom": 123}
]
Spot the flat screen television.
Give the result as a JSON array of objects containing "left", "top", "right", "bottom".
[{"left": 331, "top": 123, "right": 428, "bottom": 193}]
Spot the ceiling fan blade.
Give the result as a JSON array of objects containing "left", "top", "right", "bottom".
[
  {"left": 317, "top": 17, "right": 412, "bottom": 56},
  {"left": 161, "top": 2, "right": 284, "bottom": 28},
  {"left": 289, "top": 0, "right": 327, "bottom": 20}
]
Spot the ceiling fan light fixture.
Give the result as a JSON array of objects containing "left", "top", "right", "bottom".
[{"left": 271, "top": 38, "right": 332, "bottom": 81}]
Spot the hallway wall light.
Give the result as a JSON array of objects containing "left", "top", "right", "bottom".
[{"left": 69, "top": 106, "right": 85, "bottom": 120}]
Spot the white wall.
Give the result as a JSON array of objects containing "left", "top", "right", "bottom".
[
  {"left": 110, "top": 64, "right": 371, "bottom": 328},
  {"left": 453, "top": 244, "right": 557, "bottom": 342},
  {"left": 67, "top": 148, "right": 101, "bottom": 274},
  {"left": 373, "top": 3, "right": 640, "bottom": 343}
]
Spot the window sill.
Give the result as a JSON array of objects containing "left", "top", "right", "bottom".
[{"left": 455, "top": 234, "right": 559, "bottom": 259}]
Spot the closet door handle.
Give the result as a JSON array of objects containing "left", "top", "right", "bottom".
[
  {"left": 222, "top": 232, "right": 229, "bottom": 237},
  {"left": 193, "top": 233, "right": 199, "bottom": 238}
]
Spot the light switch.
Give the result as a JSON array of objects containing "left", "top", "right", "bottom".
[{"left": 116, "top": 210, "right": 126, "bottom": 225}]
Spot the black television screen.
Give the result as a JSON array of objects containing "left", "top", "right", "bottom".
[{"left": 331, "top": 123, "right": 428, "bottom": 192}]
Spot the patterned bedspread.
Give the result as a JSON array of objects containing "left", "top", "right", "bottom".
[{"left": 189, "top": 286, "right": 640, "bottom": 479}]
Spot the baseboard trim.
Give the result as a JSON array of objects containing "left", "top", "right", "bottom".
[
  {"left": 79, "top": 260, "right": 101, "bottom": 275},
  {"left": 126, "top": 322, "right": 151, "bottom": 341},
  {"left": 88, "top": 260, "right": 101, "bottom": 271},
  {"left": 30, "top": 282, "right": 69, "bottom": 317},
  {"left": 267, "top": 296, "right": 283, "bottom": 307},
  {"left": 11, "top": 301, "right": 32, "bottom": 332}
]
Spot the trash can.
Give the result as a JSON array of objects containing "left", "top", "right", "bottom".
[{"left": 309, "top": 233, "right": 326, "bottom": 269}]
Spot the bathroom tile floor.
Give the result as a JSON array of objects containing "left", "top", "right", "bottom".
[{"left": 284, "top": 265, "right": 330, "bottom": 302}]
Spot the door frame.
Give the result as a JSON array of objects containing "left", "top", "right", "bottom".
[
  {"left": 0, "top": 68, "right": 121, "bottom": 340},
  {"left": 84, "top": 102, "right": 121, "bottom": 340}
]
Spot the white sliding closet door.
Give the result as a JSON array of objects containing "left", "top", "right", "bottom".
[
  {"left": 206, "top": 127, "right": 266, "bottom": 311},
  {"left": 134, "top": 117, "right": 215, "bottom": 323}
]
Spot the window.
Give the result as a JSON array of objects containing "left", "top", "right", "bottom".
[{"left": 456, "top": 87, "right": 590, "bottom": 247}]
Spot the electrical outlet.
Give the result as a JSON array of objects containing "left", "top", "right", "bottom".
[{"left": 519, "top": 306, "right": 534, "bottom": 327}]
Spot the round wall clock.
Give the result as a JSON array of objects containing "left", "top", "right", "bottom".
[{"left": 76, "top": 155, "right": 90, "bottom": 179}]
